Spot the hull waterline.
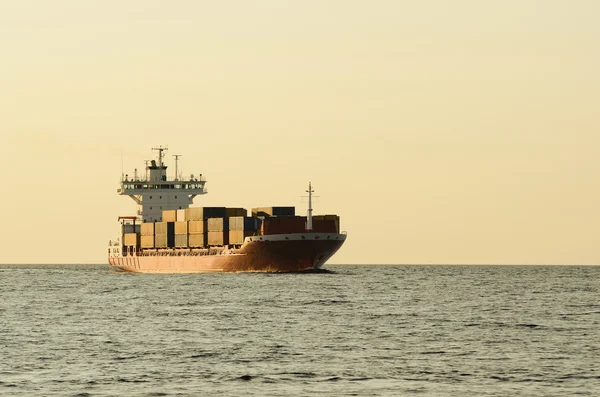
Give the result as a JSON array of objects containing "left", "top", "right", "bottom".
[{"left": 109, "top": 233, "right": 346, "bottom": 273}]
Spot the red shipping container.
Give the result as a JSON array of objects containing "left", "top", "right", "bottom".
[
  {"left": 262, "top": 216, "right": 307, "bottom": 235},
  {"left": 312, "top": 219, "right": 339, "bottom": 233}
]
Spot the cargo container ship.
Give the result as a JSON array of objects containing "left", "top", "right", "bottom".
[{"left": 108, "top": 146, "right": 346, "bottom": 273}]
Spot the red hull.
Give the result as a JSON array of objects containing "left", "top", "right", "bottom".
[{"left": 109, "top": 233, "right": 346, "bottom": 273}]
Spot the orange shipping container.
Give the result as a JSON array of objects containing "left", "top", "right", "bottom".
[
  {"left": 141, "top": 223, "right": 154, "bottom": 236},
  {"left": 229, "top": 230, "right": 254, "bottom": 245},
  {"left": 175, "top": 221, "right": 188, "bottom": 235},
  {"left": 123, "top": 233, "right": 139, "bottom": 247},
  {"left": 141, "top": 235, "right": 154, "bottom": 248},
  {"left": 162, "top": 210, "right": 177, "bottom": 222},
  {"left": 188, "top": 220, "right": 205, "bottom": 234},
  {"left": 188, "top": 234, "right": 206, "bottom": 248},
  {"left": 185, "top": 207, "right": 226, "bottom": 221}
]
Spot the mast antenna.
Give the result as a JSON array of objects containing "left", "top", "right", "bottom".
[
  {"left": 152, "top": 145, "right": 168, "bottom": 167},
  {"left": 173, "top": 154, "right": 182, "bottom": 181},
  {"left": 306, "top": 182, "right": 314, "bottom": 231}
]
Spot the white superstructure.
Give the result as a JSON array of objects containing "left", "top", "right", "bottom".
[{"left": 117, "top": 146, "right": 207, "bottom": 222}]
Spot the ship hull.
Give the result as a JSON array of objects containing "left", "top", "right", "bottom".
[{"left": 109, "top": 233, "right": 346, "bottom": 273}]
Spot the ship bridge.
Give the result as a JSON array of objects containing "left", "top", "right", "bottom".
[{"left": 117, "top": 146, "right": 207, "bottom": 222}]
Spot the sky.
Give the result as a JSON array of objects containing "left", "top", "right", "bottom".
[{"left": 1, "top": 1, "right": 599, "bottom": 264}]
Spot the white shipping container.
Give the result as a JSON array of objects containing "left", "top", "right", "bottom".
[{"left": 177, "top": 209, "right": 186, "bottom": 222}]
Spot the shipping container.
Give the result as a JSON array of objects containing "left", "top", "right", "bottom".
[
  {"left": 154, "top": 221, "right": 175, "bottom": 236},
  {"left": 262, "top": 216, "right": 307, "bottom": 235},
  {"left": 162, "top": 210, "right": 177, "bottom": 222},
  {"left": 312, "top": 219, "right": 339, "bottom": 233},
  {"left": 185, "top": 207, "right": 227, "bottom": 221},
  {"left": 225, "top": 207, "right": 247, "bottom": 217},
  {"left": 207, "top": 217, "right": 229, "bottom": 232},
  {"left": 175, "top": 234, "right": 188, "bottom": 248},
  {"left": 176, "top": 209, "right": 186, "bottom": 222},
  {"left": 141, "top": 235, "right": 155, "bottom": 248},
  {"left": 122, "top": 224, "right": 141, "bottom": 234},
  {"left": 229, "top": 216, "right": 261, "bottom": 231},
  {"left": 251, "top": 206, "right": 295, "bottom": 217},
  {"left": 188, "top": 233, "right": 206, "bottom": 248},
  {"left": 188, "top": 220, "right": 206, "bottom": 234},
  {"left": 174, "top": 221, "right": 188, "bottom": 235},
  {"left": 155, "top": 233, "right": 175, "bottom": 248},
  {"left": 123, "top": 233, "right": 140, "bottom": 247},
  {"left": 207, "top": 231, "right": 229, "bottom": 246},
  {"left": 311, "top": 215, "right": 340, "bottom": 232},
  {"left": 229, "top": 230, "right": 254, "bottom": 245},
  {"left": 141, "top": 222, "right": 155, "bottom": 236}
]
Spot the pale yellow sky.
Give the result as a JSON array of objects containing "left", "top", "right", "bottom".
[{"left": 1, "top": 1, "right": 599, "bottom": 264}]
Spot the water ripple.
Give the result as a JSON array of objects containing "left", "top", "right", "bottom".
[{"left": 1, "top": 264, "right": 598, "bottom": 396}]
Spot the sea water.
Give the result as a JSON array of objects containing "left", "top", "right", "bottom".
[{"left": 1, "top": 264, "right": 598, "bottom": 396}]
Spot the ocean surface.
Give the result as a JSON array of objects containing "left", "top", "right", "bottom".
[{"left": 0, "top": 265, "right": 598, "bottom": 396}]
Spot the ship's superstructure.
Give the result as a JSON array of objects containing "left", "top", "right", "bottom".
[
  {"left": 109, "top": 147, "right": 346, "bottom": 273},
  {"left": 117, "top": 146, "right": 206, "bottom": 222}
]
